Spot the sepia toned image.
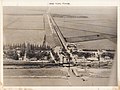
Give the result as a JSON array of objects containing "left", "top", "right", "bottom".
[{"left": 3, "top": 6, "right": 117, "bottom": 86}]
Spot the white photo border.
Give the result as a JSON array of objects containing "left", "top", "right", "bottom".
[{"left": 1, "top": 0, "right": 119, "bottom": 90}]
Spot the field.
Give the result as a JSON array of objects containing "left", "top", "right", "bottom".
[
  {"left": 4, "top": 68, "right": 68, "bottom": 77},
  {"left": 3, "top": 6, "right": 117, "bottom": 49},
  {"left": 4, "top": 67, "right": 114, "bottom": 86}
]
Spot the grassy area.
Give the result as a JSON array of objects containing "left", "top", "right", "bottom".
[
  {"left": 76, "top": 68, "right": 111, "bottom": 78},
  {"left": 4, "top": 68, "right": 68, "bottom": 77},
  {"left": 3, "top": 59, "right": 60, "bottom": 67}
]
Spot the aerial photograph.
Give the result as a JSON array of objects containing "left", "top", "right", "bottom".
[{"left": 3, "top": 6, "right": 117, "bottom": 86}]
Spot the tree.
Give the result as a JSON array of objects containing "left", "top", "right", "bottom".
[
  {"left": 84, "top": 53, "right": 91, "bottom": 58},
  {"left": 54, "top": 52, "right": 60, "bottom": 62},
  {"left": 13, "top": 52, "right": 19, "bottom": 60}
]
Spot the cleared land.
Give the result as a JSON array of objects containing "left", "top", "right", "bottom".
[{"left": 4, "top": 67, "right": 112, "bottom": 86}]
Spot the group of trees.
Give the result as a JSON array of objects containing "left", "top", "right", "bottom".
[
  {"left": 4, "top": 43, "right": 115, "bottom": 61},
  {"left": 26, "top": 50, "right": 51, "bottom": 60},
  {"left": 101, "top": 52, "right": 114, "bottom": 59},
  {"left": 4, "top": 50, "right": 20, "bottom": 60},
  {"left": 4, "top": 43, "right": 51, "bottom": 51},
  {"left": 51, "top": 49, "right": 60, "bottom": 62},
  {"left": 72, "top": 51, "right": 115, "bottom": 59},
  {"left": 72, "top": 51, "right": 92, "bottom": 58},
  {"left": 4, "top": 43, "right": 52, "bottom": 60}
]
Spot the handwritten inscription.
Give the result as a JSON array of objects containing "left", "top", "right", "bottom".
[{"left": 49, "top": 2, "right": 70, "bottom": 5}]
